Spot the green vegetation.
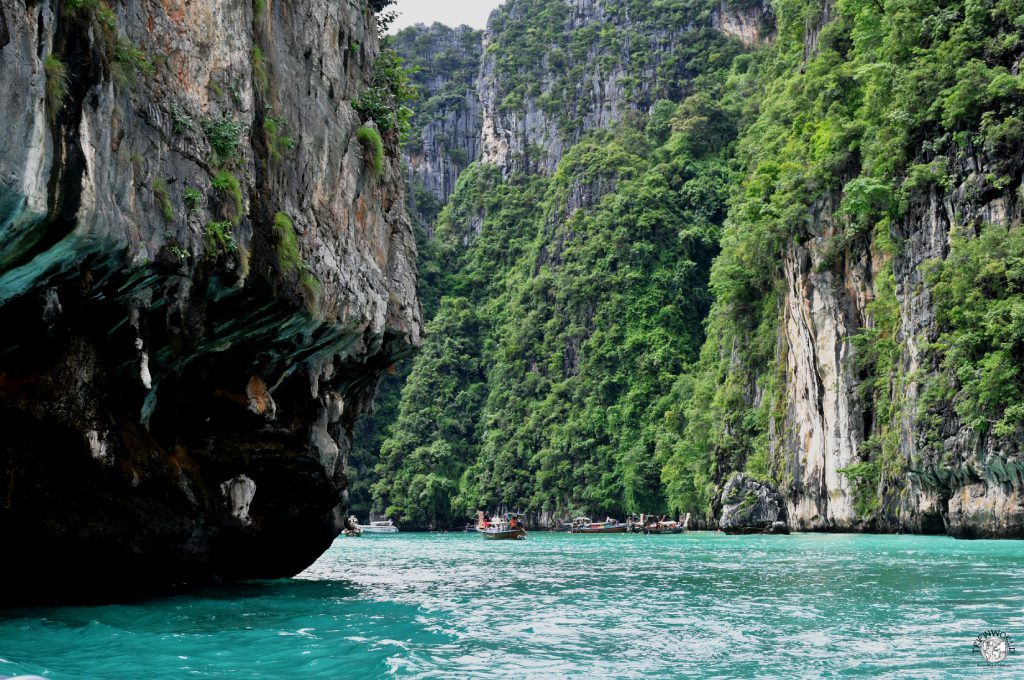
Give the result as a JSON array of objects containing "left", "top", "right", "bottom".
[
  {"left": 183, "top": 186, "right": 204, "bottom": 212},
  {"left": 356, "top": 125, "right": 385, "bottom": 175},
  {"left": 272, "top": 212, "right": 319, "bottom": 299},
  {"left": 372, "top": 297, "right": 488, "bottom": 527},
  {"left": 43, "top": 55, "right": 69, "bottom": 124},
  {"left": 111, "top": 39, "right": 155, "bottom": 84},
  {"left": 201, "top": 115, "right": 244, "bottom": 164},
  {"left": 252, "top": 46, "right": 269, "bottom": 94},
  {"left": 65, "top": 0, "right": 117, "bottom": 38},
  {"left": 171, "top": 105, "right": 194, "bottom": 135},
  {"left": 152, "top": 178, "right": 173, "bottom": 221},
  {"left": 924, "top": 224, "right": 1024, "bottom": 439},
  {"left": 373, "top": 0, "right": 748, "bottom": 523},
  {"left": 211, "top": 170, "right": 243, "bottom": 224},
  {"left": 169, "top": 244, "right": 190, "bottom": 262},
  {"left": 67, "top": 0, "right": 154, "bottom": 86},
  {"left": 263, "top": 116, "right": 295, "bottom": 163},
  {"left": 363, "top": 0, "right": 1024, "bottom": 528},
  {"left": 272, "top": 212, "right": 300, "bottom": 272},
  {"left": 204, "top": 221, "right": 236, "bottom": 255},
  {"left": 370, "top": 0, "right": 744, "bottom": 526},
  {"left": 738, "top": 492, "right": 758, "bottom": 512},
  {"left": 353, "top": 45, "right": 417, "bottom": 136}
]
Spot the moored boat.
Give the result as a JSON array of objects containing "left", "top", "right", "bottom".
[
  {"left": 343, "top": 515, "right": 362, "bottom": 537},
  {"left": 356, "top": 518, "right": 399, "bottom": 534},
  {"left": 627, "top": 514, "right": 685, "bottom": 534},
  {"left": 476, "top": 512, "right": 527, "bottom": 540},
  {"left": 569, "top": 517, "right": 628, "bottom": 534},
  {"left": 640, "top": 522, "right": 684, "bottom": 535}
]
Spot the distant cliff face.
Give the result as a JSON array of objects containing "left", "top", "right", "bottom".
[
  {"left": 0, "top": 0, "right": 420, "bottom": 602},
  {"left": 371, "top": 0, "right": 751, "bottom": 529},
  {"left": 393, "top": 23, "right": 482, "bottom": 235},
  {"left": 478, "top": 0, "right": 755, "bottom": 174},
  {"left": 380, "top": 0, "right": 1023, "bottom": 540}
]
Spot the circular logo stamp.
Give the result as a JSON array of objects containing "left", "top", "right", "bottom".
[{"left": 974, "top": 630, "right": 1015, "bottom": 663}]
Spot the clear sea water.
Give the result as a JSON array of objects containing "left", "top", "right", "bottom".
[{"left": 1, "top": 532, "right": 1023, "bottom": 679}]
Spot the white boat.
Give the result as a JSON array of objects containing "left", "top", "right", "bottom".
[{"left": 356, "top": 519, "right": 399, "bottom": 534}]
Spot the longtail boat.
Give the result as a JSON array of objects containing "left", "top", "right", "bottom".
[
  {"left": 627, "top": 514, "right": 685, "bottom": 534},
  {"left": 569, "top": 517, "right": 628, "bottom": 534},
  {"left": 639, "top": 521, "right": 684, "bottom": 535},
  {"left": 476, "top": 512, "right": 527, "bottom": 540}
]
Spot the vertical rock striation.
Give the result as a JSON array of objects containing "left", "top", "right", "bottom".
[
  {"left": 774, "top": 150, "right": 1022, "bottom": 536},
  {"left": 0, "top": 0, "right": 420, "bottom": 603},
  {"left": 392, "top": 23, "right": 483, "bottom": 235},
  {"left": 747, "top": 1, "right": 1024, "bottom": 538}
]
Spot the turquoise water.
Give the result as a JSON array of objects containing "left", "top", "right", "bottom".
[{"left": 1, "top": 532, "right": 1023, "bottom": 678}]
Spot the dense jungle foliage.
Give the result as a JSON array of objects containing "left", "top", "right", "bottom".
[
  {"left": 354, "top": 0, "right": 1024, "bottom": 528},
  {"left": 664, "top": 0, "right": 1024, "bottom": 519}
]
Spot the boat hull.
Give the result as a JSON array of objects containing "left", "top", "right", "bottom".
[
  {"left": 358, "top": 526, "right": 399, "bottom": 534},
  {"left": 479, "top": 529, "right": 527, "bottom": 540},
  {"left": 570, "top": 526, "right": 627, "bottom": 534}
]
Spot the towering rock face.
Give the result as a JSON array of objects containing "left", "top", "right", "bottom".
[
  {"left": 478, "top": 0, "right": 750, "bottom": 174},
  {"left": 375, "top": 0, "right": 1023, "bottom": 540},
  {"left": 711, "top": 0, "right": 772, "bottom": 47},
  {"left": 776, "top": 153, "right": 1023, "bottom": 536},
  {"left": 371, "top": 0, "right": 751, "bottom": 529},
  {"left": 393, "top": 23, "right": 483, "bottom": 234},
  {"left": 0, "top": 0, "right": 420, "bottom": 602},
  {"left": 702, "top": 0, "right": 1024, "bottom": 538}
]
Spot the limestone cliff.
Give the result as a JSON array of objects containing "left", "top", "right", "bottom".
[
  {"left": 0, "top": 0, "right": 420, "bottom": 603},
  {"left": 478, "top": 0, "right": 755, "bottom": 174},
  {"left": 776, "top": 150, "right": 1023, "bottom": 537},
  {"left": 373, "top": 0, "right": 1023, "bottom": 539},
  {"left": 720, "top": 0, "right": 1024, "bottom": 538},
  {"left": 393, "top": 23, "right": 482, "bottom": 235}
]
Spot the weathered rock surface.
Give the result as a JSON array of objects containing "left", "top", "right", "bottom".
[
  {"left": 478, "top": 0, "right": 751, "bottom": 174},
  {"left": 719, "top": 474, "right": 789, "bottom": 534},
  {"left": 768, "top": 6, "right": 1023, "bottom": 537},
  {"left": 0, "top": 0, "right": 420, "bottom": 603},
  {"left": 393, "top": 23, "right": 483, "bottom": 234},
  {"left": 711, "top": 0, "right": 772, "bottom": 47}
]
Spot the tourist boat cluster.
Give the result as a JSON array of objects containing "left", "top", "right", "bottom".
[
  {"left": 343, "top": 513, "right": 687, "bottom": 540},
  {"left": 473, "top": 512, "right": 688, "bottom": 539}
]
